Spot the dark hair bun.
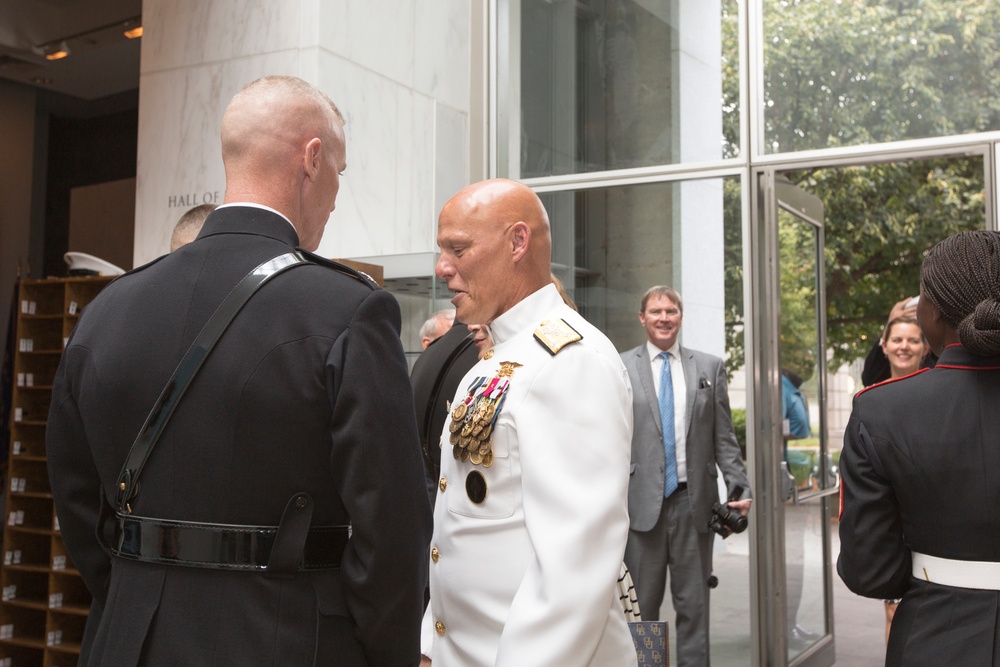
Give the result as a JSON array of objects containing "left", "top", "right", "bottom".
[
  {"left": 922, "top": 230, "right": 1000, "bottom": 357},
  {"left": 958, "top": 297, "right": 1000, "bottom": 357}
]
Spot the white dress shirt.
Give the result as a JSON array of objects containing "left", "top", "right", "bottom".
[{"left": 646, "top": 339, "right": 688, "bottom": 483}]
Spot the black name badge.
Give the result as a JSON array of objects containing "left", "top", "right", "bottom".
[{"left": 466, "top": 471, "right": 487, "bottom": 504}]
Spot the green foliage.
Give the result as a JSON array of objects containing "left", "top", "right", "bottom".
[
  {"left": 789, "top": 159, "right": 984, "bottom": 370},
  {"left": 730, "top": 407, "right": 747, "bottom": 460},
  {"left": 778, "top": 211, "right": 820, "bottom": 381},
  {"left": 721, "top": 1, "right": 991, "bottom": 371},
  {"left": 761, "top": 0, "right": 1000, "bottom": 153}
]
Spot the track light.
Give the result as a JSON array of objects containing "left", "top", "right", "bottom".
[
  {"left": 123, "top": 19, "right": 143, "bottom": 39},
  {"left": 45, "top": 41, "right": 70, "bottom": 61}
]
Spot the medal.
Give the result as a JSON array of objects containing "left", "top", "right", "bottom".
[{"left": 447, "top": 363, "right": 520, "bottom": 468}]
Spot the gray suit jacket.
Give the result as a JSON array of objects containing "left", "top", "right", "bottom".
[{"left": 621, "top": 344, "right": 751, "bottom": 533}]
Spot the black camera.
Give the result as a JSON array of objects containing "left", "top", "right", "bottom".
[{"left": 708, "top": 486, "right": 748, "bottom": 538}]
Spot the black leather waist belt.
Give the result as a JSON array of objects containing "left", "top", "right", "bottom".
[{"left": 112, "top": 514, "right": 349, "bottom": 572}]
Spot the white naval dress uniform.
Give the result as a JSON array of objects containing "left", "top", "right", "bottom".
[{"left": 420, "top": 283, "right": 635, "bottom": 666}]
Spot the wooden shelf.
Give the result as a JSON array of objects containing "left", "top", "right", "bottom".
[
  {"left": 10, "top": 493, "right": 53, "bottom": 501},
  {"left": 6, "top": 526, "right": 53, "bottom": 537},
  {"left": 47, "top": 604, "right": 89, "bottom": 617},
  {"left": 0, "top": 636, "right": 46, "bottom": 650},
  {"left": 49, "top": 567, "right": 80, "bottom": 575},
  {"left": 3, "top": 276, "right": 113, "bottom": 665},
  {"left": 11, "top": 456, "right": 46, "bottom": 463},
  {"left": 3, "top": 565, "right": 49, "bottom": 575},
  {"left": 4, "top": 598, "right": 48, "bottom": 613},
  {"left": 45, "top": 641, "right": 82, "bottom": 654}
]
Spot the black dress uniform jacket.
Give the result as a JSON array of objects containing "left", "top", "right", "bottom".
[
  {"left": 409, "top": 322, "right": 477, "bottom": 496},
  {"left": 838, "top": 343, "right": 1000, "bottom": 666},
  {"left": 46, "top": 208, "right": 432, "bottom": 666}
]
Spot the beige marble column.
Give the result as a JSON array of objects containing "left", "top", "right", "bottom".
[{"left": 134, "top": 0, "right": 471, "bottom": 273}]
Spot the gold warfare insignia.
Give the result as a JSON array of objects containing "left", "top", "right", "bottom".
[
  {"left": 533, "top": 319, "right": 582, "bottom": 356},
  {"left": 447, "top": 362, "right": 520, "bottom": 468}
]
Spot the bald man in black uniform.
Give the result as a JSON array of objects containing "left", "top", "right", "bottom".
[{"left": 47, "top": 75, "right": 431, "bottom": 666}]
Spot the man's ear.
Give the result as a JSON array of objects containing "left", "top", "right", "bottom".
[
  {"left": 303, "top": 137, "right": 322, "bottom": 181},
  {"left": 510, "top": 221, "right": 530, "bottom": 261}
]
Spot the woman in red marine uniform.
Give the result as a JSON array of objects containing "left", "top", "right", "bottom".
[{"left": 838, "top": 230, "right": 1000, "bottom": 666}]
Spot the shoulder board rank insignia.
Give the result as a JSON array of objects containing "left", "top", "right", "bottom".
[{"left": 533, "top": 318, "right": 583, "bottom": 356}]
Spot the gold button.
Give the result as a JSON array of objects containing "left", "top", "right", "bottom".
[
  {"left": 439, "top": 477, "right": 447, "bottom": 492},
  {"left": 484, "top": 349, "right": 494, "bottom": 360},
  {"left": 435, "top": 620, "right": 446, "bottom": 635},
  {"left": 431, "top": 546, "right": 440, "bottom": 563}
]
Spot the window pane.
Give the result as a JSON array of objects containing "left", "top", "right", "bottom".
[
  {"left": 763, "top": 0, "right": 1000, "bottom": 153},
  {"left": 541, "top": 176, "right": 752, "bottom": 662},
  {"left": 513, "top": 0, "right": 740, "bottom": 178}
]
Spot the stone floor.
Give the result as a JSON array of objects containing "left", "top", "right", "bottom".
[{"left": 654, "top": 517, "right": 886, "bottom": 666}]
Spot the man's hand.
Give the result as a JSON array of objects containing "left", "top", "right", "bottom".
[
  {"left": 420, "top": 656, "right": 432, "bottom": 667},
  {"left": 728, "top": 498, "right": 752, "bottom": 517}
]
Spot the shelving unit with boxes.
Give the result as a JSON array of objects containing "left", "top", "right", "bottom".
[{"left": 2, "top": 276, "right": 113, "bottom": 667}]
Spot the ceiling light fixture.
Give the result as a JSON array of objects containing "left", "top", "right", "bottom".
[
  {"left": 45, "top": 41, "right": 70, "bottom": 61},
  {"left": 34, "top": 14, "right": 142, "bottom": 60}
]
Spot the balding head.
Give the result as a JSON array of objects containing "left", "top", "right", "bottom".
[
  {"left": 220, "top": 76, "right": 346, "bottom": 251},
  {"left": 435, "top": 178, "right": 552, "bottom": 324}
]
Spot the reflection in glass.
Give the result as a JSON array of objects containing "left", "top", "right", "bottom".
[
  {"left": 774, "top": 156, "right": 986, "bottom": 660},
  {"left": 540, "top": 178, "right": 752, "bottom": 664},
  {"left": 763, "top": 0, "right": 1000, "bottom": 153},
  {"left": 515, "top": 0, "right": 739, "bottom": 178},
  {"left": 784, "top": 156, "right": 984, "bottom": 374},
  {"left": 778, "top": 207, "right": 826, "bottom": 661}
]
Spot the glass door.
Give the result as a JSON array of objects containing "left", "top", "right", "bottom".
[
  {"left": 775, "top": 176, "right": 837, "bottom": 667},
  {"left": 754, "top": 154, "right": 989, "bottom": 665},
  {"left": 750, "top": 169, "right": 837, "bottom": 667}
]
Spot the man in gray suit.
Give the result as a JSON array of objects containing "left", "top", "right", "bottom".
[{"left": 622, "top": 285, "right": 751, "bottom": 667}]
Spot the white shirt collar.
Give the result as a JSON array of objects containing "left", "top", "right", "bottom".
[
  {"left": 487, "top": 283, "right": 563, "bottom": 346},
  {"left": 216, "top": 202, "right": 297, "bottom": 233},
  {"left": 646, "top": 339, "right": 681, "bottom": 362}
]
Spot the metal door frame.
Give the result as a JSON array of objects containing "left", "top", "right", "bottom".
[{"left": 749, "top": 145, "right": 995, "bottom": 665}]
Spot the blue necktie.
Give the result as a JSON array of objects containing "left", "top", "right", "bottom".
[{"left": 658, "top": 352, "right": 678, "bottom": 497}]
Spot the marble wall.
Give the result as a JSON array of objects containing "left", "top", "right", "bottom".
[{"left": 134, "top": 0, "right": 471, "bottom": 273}]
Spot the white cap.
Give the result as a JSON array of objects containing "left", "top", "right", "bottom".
[{"left": 63, "top": 252, "right": 126, "bottom": 276}]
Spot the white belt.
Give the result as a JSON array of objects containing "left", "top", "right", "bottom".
[{"left": 912, "top": 552, "right": 1000, "bottom": 590}]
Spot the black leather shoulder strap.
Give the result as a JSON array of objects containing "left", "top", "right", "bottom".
[{"left": 115, "top": 251, "right": 312, "bottom": 513}]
